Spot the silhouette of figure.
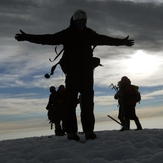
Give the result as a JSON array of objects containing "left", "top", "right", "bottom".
[
  {"left": 115, "top": 76, "right": 142, "bottom": 131},
  {"left": 46, "top": 86, "right": 63, "bottom": 136},
  {"left": 15, "top": 9, "right": 134, "bottom": 140},
  {"left": 56, "top": 85, "right": 66, "bottom": 135}
]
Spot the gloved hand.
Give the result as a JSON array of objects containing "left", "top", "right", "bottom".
[
  {"left": 123, "top": 35, "right": 134, "bottom": 46},
  {"left": 15, "top": 30, "right": 27, "bottom": 41}
]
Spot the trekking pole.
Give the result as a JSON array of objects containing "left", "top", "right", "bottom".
[
  {"left": 107, "top": 115, "right": 128, "bottom": 130},
  {"left": 109, "top": 83, "right": 119, "bottom": 92}
]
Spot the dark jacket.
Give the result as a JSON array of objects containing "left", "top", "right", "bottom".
[
  {"left": 46, "top": 90, "right": 57, "bottom": 110},
  {"left": 56, "top": 89, "right": 66, "bottom": 108},
  {"left": 25, "top": 17, "right": 126, "bottom": 73}
]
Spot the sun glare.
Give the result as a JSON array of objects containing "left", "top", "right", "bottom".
[{"left": 124, "top": 50, "right": 160, "bottom": 74}]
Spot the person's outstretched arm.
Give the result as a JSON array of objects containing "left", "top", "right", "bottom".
[
  {"left": 15, "top": 29, "right": 63, "bottom": 45},
  {"left": 91, "top": 31, "right": 134, "bottom": 46}
]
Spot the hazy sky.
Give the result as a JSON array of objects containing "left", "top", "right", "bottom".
[{"left": 0, "top": 0, "right": 163, "bottom": 132}]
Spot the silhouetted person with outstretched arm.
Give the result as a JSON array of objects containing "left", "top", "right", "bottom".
[{"left": 15, "top": 9, "right": 134, "bottom": 141}]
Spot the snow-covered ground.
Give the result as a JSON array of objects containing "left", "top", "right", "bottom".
[{"left": 0, "top": 129, "right": 163, "bottom": 163}]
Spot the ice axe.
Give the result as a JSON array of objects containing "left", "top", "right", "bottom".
[{"left": 107, "top": 114, "right": 128, "bottom": 130}]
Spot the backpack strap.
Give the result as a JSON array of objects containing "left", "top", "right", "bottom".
[
  {"left": 49, "top": 121, "right": 53, "bottom": 129},
  {"left": 49, "top": 45, "right": 65, "bottom": 62},
  {"left": 45, "top": 45, "right": 64, "bottom": 79}
]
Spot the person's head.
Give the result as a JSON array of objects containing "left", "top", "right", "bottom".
[
  {"left": 73, "top": 9, "right": 87, "bottom": 30},
  {"left": 49, "top": 86, "right": 56, "bottom": 93},
  {"left": 58, "top": 85, "right": 65, "bottom": 93},
  {"left": 121, "top": 76, "right": 131, "bottom": 85}
]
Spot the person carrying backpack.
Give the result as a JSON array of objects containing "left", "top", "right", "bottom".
[
  {"left": 15, "top": 9, "right": 134, "bottom": 141},
  {"left": 46, "top": 86, "right": 64, "bottom": 136},
  {"left": 116, "top": 76, "right": 142, "bottom": 131}
]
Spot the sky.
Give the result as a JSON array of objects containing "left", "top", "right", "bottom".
[
  {"left": 0, "top": 0, "right": 163, "bottom": 139},
  {"left": 0, "top": 129, "right": 163, "bottom": 163}
]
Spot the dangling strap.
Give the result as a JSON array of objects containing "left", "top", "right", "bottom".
[
  {"left": 92, "top": 45, "right": 96, "bottom": 51},
  {"left": 44, "top": 62, "right": 60, "bottom": 79},
  {"left": 49, "top": 121, "right": 53, "bottom": 130},
  {"left": 51, "top": 122, "right": 53, "bottom": 130},
  {"left": 49, "top": 45, "right": 65, "bottom": 62},
  {"left": 45, "top": 45, "right": 64, "bottom": 79}
]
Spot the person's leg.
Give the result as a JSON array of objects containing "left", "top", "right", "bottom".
[
  {"left": 80, "top": 71, "right": 96, "bottom": 139},
  {"left": 125, "top": 118, "right": 130, "bottom": 130},
  {"left": 134, "top": 117, "right": 142, "bottom": 130},
  {"left": 124, "top": 105, "right": 130, "bottom": 130},
  {"left": 118, "top": 105, "right": 126, "bottom": 131},
  {"left": 129, "top": 104, "right": 143, "bottom": 130},
  {"left": 54, "top": 121, "right": 62, "bottom": 136},
  {"left": 65, "top": 74, "right": 80, "bottom": 140},
  {"left": 80, "top": 89, "right": 94, "bottom": 132}
]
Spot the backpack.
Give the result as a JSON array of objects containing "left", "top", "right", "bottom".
[
  {"left": 44, "top": 45, "right": 102, "bottom": 78},
  {"left": 132, "top": 85, "right": 141, "bottom": 103},
  {"left": 135, "top": 90, "right": 141, "bottom": 103}
]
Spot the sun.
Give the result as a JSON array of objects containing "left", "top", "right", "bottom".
[{"left": 123, "top": 50, "right": 160, "bottom": 74}]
